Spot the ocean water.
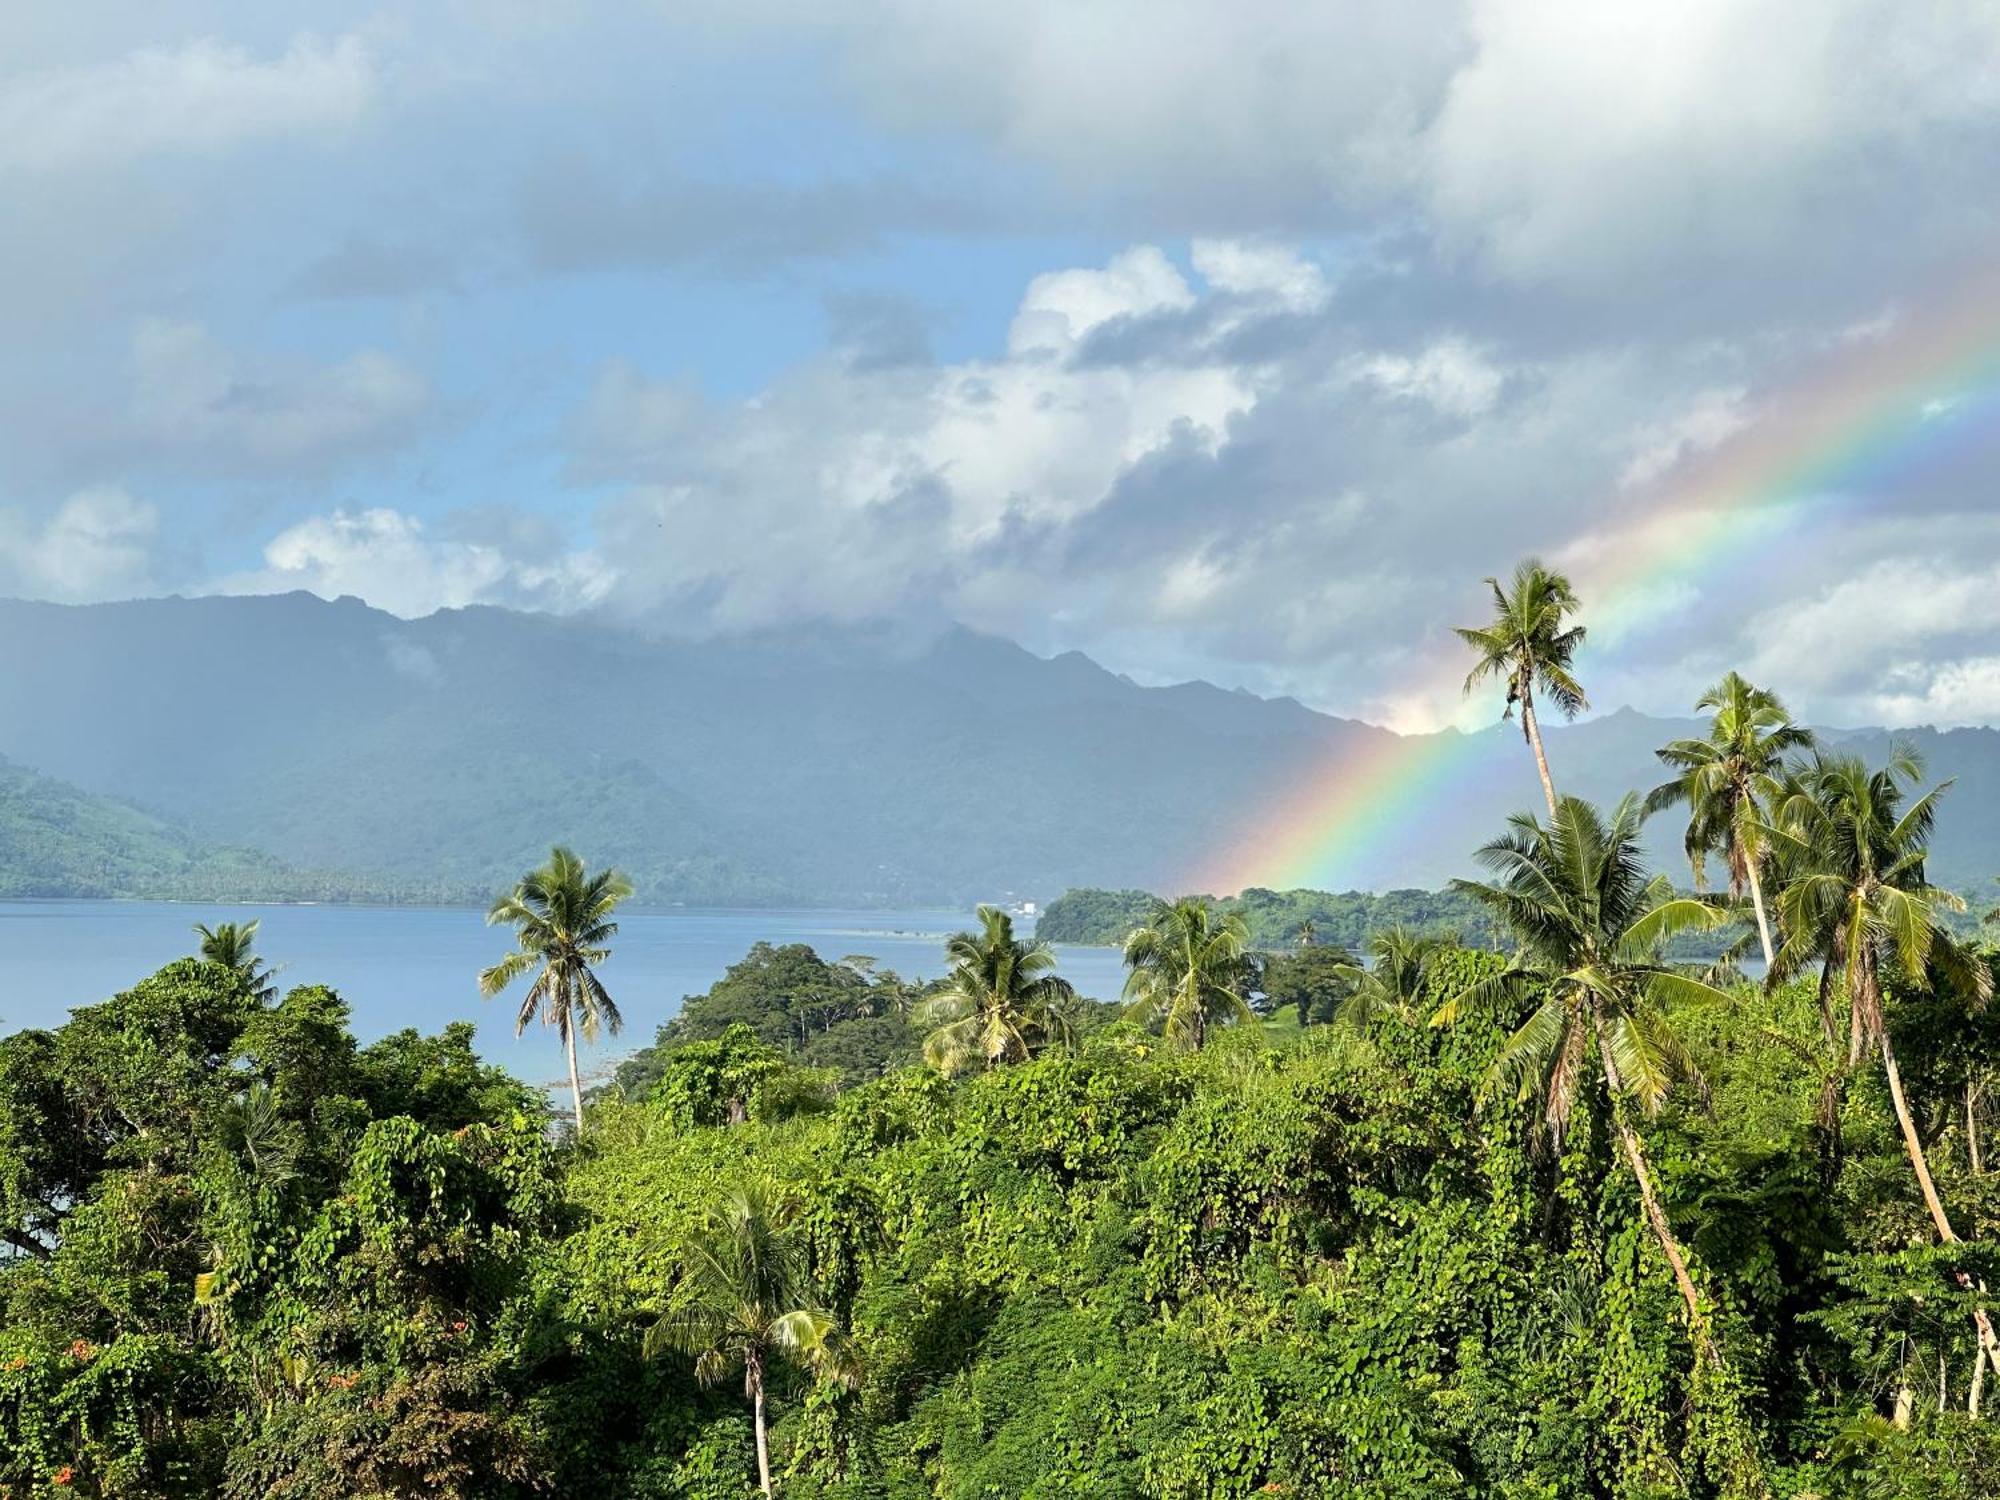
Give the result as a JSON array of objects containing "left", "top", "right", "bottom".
[{"left": 0, "top": 901, "right": 1129, "bottom": 1087}]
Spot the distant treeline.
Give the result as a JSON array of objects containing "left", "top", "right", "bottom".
[{"left": 1036, "top": 884, "right": 1506, "bottom": 950}]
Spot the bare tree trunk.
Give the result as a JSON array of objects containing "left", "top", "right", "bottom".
[
  {"left": 1879, "top": 1034, "right": 2000, "bottom": 1372},
  {"left": 1743, "top": 855, "right": 1776, "bottom": 970},
  {"left": 1971, "top": 1323, "right": 1987, "bottom": 1417},
  {"left": 751, "top": 1356, "right": 774, "bottom": 1496},
  {"left": 1519, "top": 687, "right": 1560, "bottom": 818},
  {"left": 566, "top": 1025, "right": 586, "bottom": 1138}
]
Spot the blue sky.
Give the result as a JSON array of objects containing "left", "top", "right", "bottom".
[{"left": 8, "top": 3, "right": 2000, "bottom": 730}]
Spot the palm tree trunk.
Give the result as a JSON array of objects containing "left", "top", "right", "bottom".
[
  {"left": 1969, "top": 1080, "right": 1985, "bottom": 1175},
  {"left": 1742, "top": 855, "right": 1776, "bottom": 969},
  {"left": 1519, "top": 687, "right": 1560, "bottom": 817},
  {"left": 751, "top": 1355, "right": 774, "bottom": 1496},
  {"left": 565, "top": 1024, "right": 586, "bottom": 1138},
  {"left": 1597, "top": 1035, "right": 1716, "bottom": 1363},
  {"left": 1879, "top": 1033, "right": 2000, "bottom": 1372}
]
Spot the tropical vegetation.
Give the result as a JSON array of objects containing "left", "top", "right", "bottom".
[{"left": 5, "top": 563, "right": 2000, "bottom": 1496}]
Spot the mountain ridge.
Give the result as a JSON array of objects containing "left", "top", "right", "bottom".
[{"left": 3, "top": 591, "right": 1997, "bottom": 903}]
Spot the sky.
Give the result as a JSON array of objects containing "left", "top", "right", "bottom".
[{"left": 6, "top": 2, "right": 2000, "bottom": 731}]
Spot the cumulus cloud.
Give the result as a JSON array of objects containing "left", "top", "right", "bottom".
[
  {"left": 0, "top": 488, "right": 166, "bottom": 603},
  {"left": 0, "top": 33, "right": 375, "bottom": 173},
  {"left": 226, "top": 507, "right": 612, "bottom": 619}
]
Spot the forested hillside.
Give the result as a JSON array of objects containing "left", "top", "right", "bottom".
[
  {"left": 0, "top": 756, "right": 451, "bottom": 903},
  {"left": 1036, "top": 884, "right": 1504, "bottom": 948}
]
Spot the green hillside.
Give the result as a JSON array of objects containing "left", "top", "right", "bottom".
[{"left": 0, "top": 757, "right": 465, "bottom": 903}]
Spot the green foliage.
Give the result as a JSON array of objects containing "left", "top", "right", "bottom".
[
  {"left": 8, "top": 926, "right": 2000, "bottom": 1497},
  {"left": 1039, "top": 883, "right": 1504, "bottom": 950},
  {"left": 615, "top": 942, "right": 927, "bottom": 1097}
]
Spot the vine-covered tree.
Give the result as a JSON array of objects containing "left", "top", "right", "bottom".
[
  {"left": 915, "top": 905, "right": 1078, "bottom": 1074},
  {"left": 1764, "top": 748, "right": 2000, "bottom": 1373},
  {"left": 645, "top": 1180, "right": 856, "bottom": 1496},
  {"left": 1123, "top": 897, "right": 1254, "bottom": 1050}
]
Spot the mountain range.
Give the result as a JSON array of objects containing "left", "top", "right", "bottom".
[{"left": 3, "top": 592, "right": 1997, "bottom": 905}]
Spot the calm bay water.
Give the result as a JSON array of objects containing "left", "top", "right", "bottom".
[{"left": 0, "top": 901, "right": 1129, "bottom": 1086}]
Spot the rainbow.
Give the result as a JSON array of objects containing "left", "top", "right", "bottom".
[{"left": 1194, "top": 268, "right": 2000, "bottom": 896}]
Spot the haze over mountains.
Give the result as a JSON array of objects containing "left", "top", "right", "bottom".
[{"left": 4, "top": 592, "right": 1999, "bottom": 905}]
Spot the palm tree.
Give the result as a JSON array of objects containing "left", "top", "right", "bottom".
[
  {"left": 1295, "top": 917, "right": 1318, "bottom": 950},
  {"left": 1122, "top": 898, "right": 1254, "bottom": 1051},
  {"left": 645, "top": 1180, "right": 856, "bottom": 1497},
  {"left": 915, "top": 905, "right": 1078, "bottom": 1075},
  {"left": 1646, "top": 672, "right": 1813, "bottom": 967},
  {"left": 1762, "top": 748, "right": 2000, "bottom": 1373},
  {"left": 1434, "top": 795, "right": 1734, "bottom": 1366},
  {"left": 1456, "top": 559, "right": 1588, "bottom": 817},
  {"left": 194, "top": 918, "right": 277, "bottom": 1004},
  {"left": 1333, "top": 926, "right": 1445, "bottom": 1034},
  {"left": 478, "top": 846, "right": 632, "bottom": 1136}
]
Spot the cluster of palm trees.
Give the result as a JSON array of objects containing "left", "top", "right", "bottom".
[
  {"left": 466, "top": 558, "right": 1998, "bottom": 1480},
  {"left": 1453, "top": 558, "right": 1999, "bottom": 1410}
]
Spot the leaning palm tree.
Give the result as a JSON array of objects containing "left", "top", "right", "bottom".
[
  {"left": 1333, "top": 925, "right": 1446, "bottom": 1034},
  {"left": 1434, "top": 795, "right": 1735, "bottom": 1367},
  {"left": 645, "top": 1180, "right": 856, "bottom": 1497},
  {"left": 194, "top": 918, "right": 277, "bottom": 1004},
  {"left": 479, "top": 846, "right": 632, "bottom": 1136},
  {"left": 1456, "top": 559, "right": 1588, "bottom": 817},
  {"left": 1646, "top": 672, "right": 1813, "bottom": 967},
  {"left": 1762, "top": 748, "right": 2000, "bottom": 1373},
  {"left": 1122, "top": 898, "right": 1254, "bottom": 1051},
  {"left": 915, "top": 905, "right": 1078, "bottom": 1075}
]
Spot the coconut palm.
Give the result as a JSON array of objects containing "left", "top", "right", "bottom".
[
  {"left": 194, "top": 919, "right": 277, "bottom": 1004},
  {"left": 1456, "top": 559, "right": 1588, "bottom": 817},
  {"left": 1122, "top": 898, "right": 1254, "bottom": 1051},
  {"left": 1332, "top": 926, "right": 1446, "bottom": 1034},
  {"left": 1761, "top": 748, "right": 2000, "bottom": 1373},
  {"left": 1434, "top": 795, "right": 1735, "bottom": 1366},
  {"left": 1295, "top": 917, "right": 1318, "bottom": 950},
  {"left": 478, "top": 845, "right": 632, "bottom": 1136},
  {"left": 1646, "top": 672, "right": 1813, "bottom": 967},
  {"left": 645, "top": 1179, "right": 856, "bottom": 1497},
  {"left": 915, "top": 905, "right": 1078, "bottom": 1075}
]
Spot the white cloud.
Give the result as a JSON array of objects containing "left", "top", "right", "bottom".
[
  {"left": 0, "top": 488, "right": 164, "bottom": 603},
  {"left": 1351, "top": 338, "right": 1506, "bottom": 419},
  {"left": 1421, "top": 1, "right": 2000, "bottom": 280},
  {"left": 1190, "top": 239, "right": 1329, "bottom": 311},
  {"left": 1617, "top": 388, "right": 1750, "bottom": 489},
  {"left": 0, "top": 33, "right": 376, "bottom": 173},
  {"left": 1008, "top": 247, "right": 1196, "bottom": 354},
  {"left": 229, "top": 507, "right": 611, "bottom": 619}
]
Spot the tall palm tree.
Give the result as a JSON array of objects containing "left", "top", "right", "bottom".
[
  {"left": 479, "top": 846, "right": 632, "bottom": 1136},
  {"left": 1646, "top": 672, "right": 1813, "bottom": 967},
  {"left": 1333, "top": 926, "right": 1445, "bottom": 1034},
  {"left": 645, "top": 1180, "right": 856, "bottom": 1497},
  {"left": 1434, "top": 796, "right": 1734, "bottom": 1366},
  {"left": 1762, "top": 749, "right": 2000, "bottom": 1373},
  {"left": 1456, "top": 559, "right": 1588, "bottom": 817},
  {"left": 1122, "top": 898, "right": 1254, "bottom": 1051},
  {"left": 1295, "top": 917, "right": 1318, "bottom": 950},
  {"left": 915, "top": 905, "right": 1078, "bottom": 1075},
  {"left": 194, "top": 918, "right": 277, "bottom": 1004}
]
